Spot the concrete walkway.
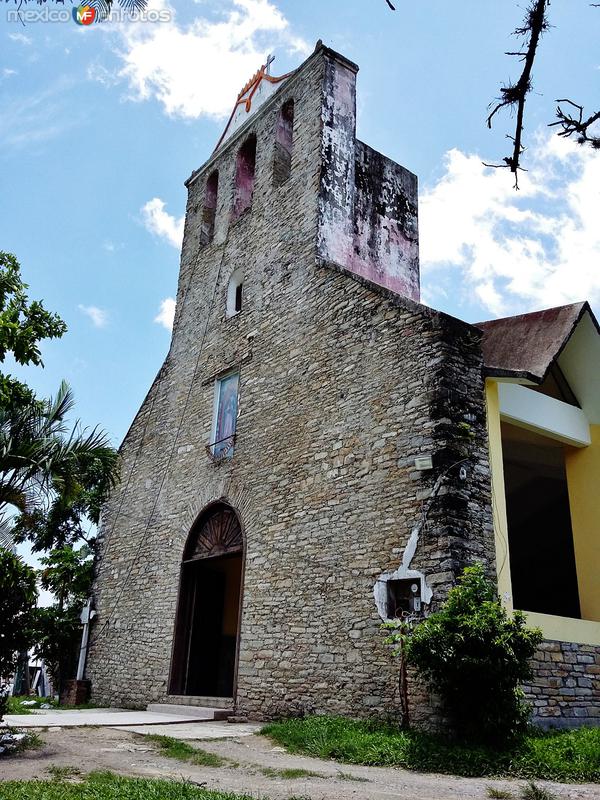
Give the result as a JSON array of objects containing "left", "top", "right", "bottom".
[
  {"left": 3, "top": 708, "right": 223, "bottom": 728},
  {"left": 114, "top": 721, "right": 262, "bottom": 738}
]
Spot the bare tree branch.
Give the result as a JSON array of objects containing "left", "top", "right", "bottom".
[
  {"left": 382, "top": 0, "right": 599, "bottom": 184},
  {"left": 485, "top": 0, "right": 550, "bottom": 188},
  {"left": 550, "top": 99, "right": 600, "bottom": 149}
]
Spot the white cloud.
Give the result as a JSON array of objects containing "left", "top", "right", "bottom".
[
  {"left": 420, "top": 133, "right": 600, "bottom": 318},
  {"left": 2, "top": 68, "right": 17, "bottom": 79},
  {"left": 109, "top": 0, "right": 309, "bottom": 119},
  {"left": 102, "top": 240, "right": 124, "bottom": 253},
  {"left": 0, "top": 78, "right": 81, "bottom": 148},
  {"left": 88, "top": 61, "right": 120, "bottom": 88},
  {"left": 154, "top": 297, "right": 176, "bottom": 330},
  {"left": 79, "top": 304, "right": 108, "bottom": 328},
  {"left": 8, "top": 32, "right": 32, "bottom": 46},
  {"left": 141, "top": 197, "right": 184, "bottom": 248}
]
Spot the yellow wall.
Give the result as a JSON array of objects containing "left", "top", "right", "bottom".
[
  {"left": 485, "top": 380, "right": 513, "bottom": 612},
  {"left": 525, "top": 611, "right": 600, "bottom": 647},
  {"left": 487, "top": 378, "right": 600, "bottom": 642},
  {"left": 565, "top": 425, "right": 600, "bottom": 622}
]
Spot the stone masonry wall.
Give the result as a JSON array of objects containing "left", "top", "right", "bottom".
[
  {"left": 89, "top": 261, "right": 493, "bottom": 718},
  {"left": 87, "top": 44, "right": 494, "bottom": 722},
  {"left": 525, "top": 640, "right": 600, "bottom": 727},
  {"left": 88, "top": 40, "right": 327, "bottom": 712}
]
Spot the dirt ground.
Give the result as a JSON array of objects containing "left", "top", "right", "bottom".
[{"left": 2, "top": 726, "right": 600, "bottom": 800}]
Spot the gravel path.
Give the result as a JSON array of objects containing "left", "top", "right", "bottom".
[{"left": 2, "top": 725, "right": 599, "bottom": 800}]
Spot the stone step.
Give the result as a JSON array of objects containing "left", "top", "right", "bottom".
[
  {"left": 161, "top": 695, "right": 234, "bottom": 709},
  {"left": 146, "top": 703, "right": 232, "bottom": 720}
]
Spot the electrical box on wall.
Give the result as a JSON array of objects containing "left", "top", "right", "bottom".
[{"left": 386, "top": 578, "right": 422, "bottom": 617}]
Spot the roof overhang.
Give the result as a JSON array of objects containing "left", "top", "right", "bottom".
[{"left": 479, "top": 302, "right": 600, "bottom": 424}]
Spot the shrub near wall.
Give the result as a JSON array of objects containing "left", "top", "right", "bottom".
[{"left": 391, "top": 564, "right": 543, "bottom": 744}]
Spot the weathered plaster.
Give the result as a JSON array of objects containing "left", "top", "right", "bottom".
[
  {"left": 352, "top": 142, "right": 419, "bottom": 299},
  {"left": 374, "top": 526, "right": 433, "bottom": 621},
  {"left": 317, "top": 54, "right": 419, "bottom": 301},
  {"left": 317, "top": 54, "right": 357, "bottom": 270}
]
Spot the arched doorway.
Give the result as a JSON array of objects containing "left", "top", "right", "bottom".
[{"left": 169, "top": 503, "right": 243, "bottom": 698}]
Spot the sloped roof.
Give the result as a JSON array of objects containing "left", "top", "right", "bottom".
[{"left": 476, "top": 302, "right": 595, "bottom": 382}]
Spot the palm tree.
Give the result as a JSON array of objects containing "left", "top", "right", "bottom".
[{"left": 0, "top": 381, "right": 119, "bottom": 532}]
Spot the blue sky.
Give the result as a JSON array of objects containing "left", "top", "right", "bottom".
[{"left": 1, "top": 0, "right": 599, "bottom": 453}]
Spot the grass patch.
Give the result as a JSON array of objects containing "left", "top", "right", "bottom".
[
  {"left": 46, "top": 766, "right": 82, "bottom": 781},
  {"left": 262, "top": 715, "right": 600, "bottom": 783},
  {"left": 6, "top": 696, "right": 52, "bottom": 715},
  {"left": 0, "top": 771, "right": 256, "bottom": 799},
  {"left": 17, "top": 731, "right": 43, "bottom": 752},
  {"left": 145, "top": 735, "right": 227, "bottom": 768},
  {"left": 0, "top": 729, "right": 43, "bottom": 754},
  {"left": 337, "top": 771, "right": 369, "bottom": 782},
  {"left": 6, "top": 696, "right": 104, "bottom": 715},
  {"left": 520, "top": 784, "right": 558, "bottom": 800},
  {"left": 486, "top": 786, "right": 558, "bottom": 800},
  {"left": 8, "top": 695, "right": 58, "bottom": 711},
  {"left": 260, "top": 766, "right": 322, "bottom": 779}
]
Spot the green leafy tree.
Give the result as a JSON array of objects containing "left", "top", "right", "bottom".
[
  {"left": 6, "top": 384, "right": 120, "bottom": 694},
  {"left": 0, "top": 252, "right": 120, "bottom": 694},
  {"left": 0, "top": 252, "right": 105, "bottom": 526},
  {"left": 0, "top": 252, "right": 119, "bottom": 546},
  {"left": 0, "top": 547, "right": 37, "bottom": 682},
  {"left": 0, "top": 251, "right": 66, "bottom": 410},
  {"left": 39, "top": 545, "right": 95, "bottom": 612},
  {"left": 389, "top": 564, "right": 543, "bottom": 744},
  {"left": 31, "top": 546, "right": 95, "bottom": 693},
  {"left": 7, "top": 387, "right": 119, "bottom": 692}
]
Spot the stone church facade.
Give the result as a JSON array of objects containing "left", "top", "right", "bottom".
[{"left": 88, "top": 43, "right": 600, "bottom": 727}]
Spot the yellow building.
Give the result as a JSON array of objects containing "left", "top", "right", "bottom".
[{"left": 481, "top": 302, "right": 600, "bottom": 724}]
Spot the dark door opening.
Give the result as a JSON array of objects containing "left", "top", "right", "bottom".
[
  {"left": 502, "top": 422, "right": 581, "bottom": 619},
  {"left": 169, "top": 504, "right": 243, "bottom": 698}
]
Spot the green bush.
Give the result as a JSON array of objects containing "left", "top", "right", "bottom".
[{"left": 404, "top": 563, "right": 543, "bottom": 743}]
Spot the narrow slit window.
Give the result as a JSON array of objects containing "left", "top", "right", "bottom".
[
  {"left": 201, "top": 170, "right": 218, "bottom": 245},
  {"left": 273, "top": 100, "right": 294, "bottom": 186},
  {"left": 232, "top": 135, "right": 257, "bottom": 220},
  {"left": 212, "top": 372, "right": 240, "bottom": 458},
  {"left": 226, "top": 268, "right": 244, "bottom": 317}
]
